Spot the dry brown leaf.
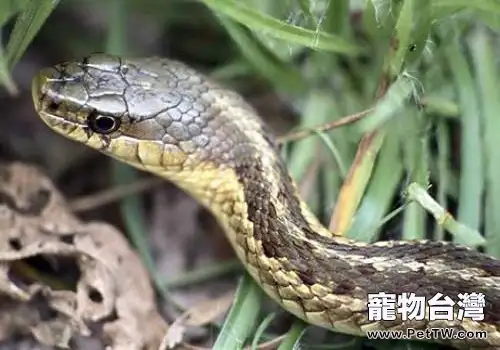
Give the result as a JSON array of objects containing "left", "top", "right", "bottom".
[
  {"left": 161, "top": 291, "right": 234, "bottom": 349},
  {"left": 30, "top": 318, "right": 74, "bottom": 349},
  {"left": 0, "top": 162, "right": 169, "bottom": 349},
  {"left": 182, "top": 290, "right": 234, "bottom": 327}
]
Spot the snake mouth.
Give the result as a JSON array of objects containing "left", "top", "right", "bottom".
[
  {"left": 31, "top": 71, "right": 49, "bottom": 115},
  {"left": 32, "top": 70, "right": 62, "bottom": 125}
]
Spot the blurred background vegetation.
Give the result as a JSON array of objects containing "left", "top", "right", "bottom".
[{"left": 1, "top": 0, "right": 500, "bottom": 349}]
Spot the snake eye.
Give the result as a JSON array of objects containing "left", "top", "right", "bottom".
[{"left": 87, "top": 111, "right": 120, "bottom": 134}]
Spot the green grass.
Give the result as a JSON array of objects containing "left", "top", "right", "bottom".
[{"left": 3, "top": 0, "right": 500, "bottom": 349}]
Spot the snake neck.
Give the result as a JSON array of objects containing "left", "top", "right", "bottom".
[{"left": 146, "top": 141, "right": 343, "bottom": 259}]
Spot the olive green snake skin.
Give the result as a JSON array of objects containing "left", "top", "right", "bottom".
[{"left": 31, "top": 54, "right": 500, "bottom": 349}]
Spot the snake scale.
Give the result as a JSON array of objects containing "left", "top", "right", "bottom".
[{"left": 31, "top": 54, "right": 500, "bottom": 349}]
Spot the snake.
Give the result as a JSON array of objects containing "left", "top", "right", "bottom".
[{"left": 30, "top": 53, "right": 500, "bottom": 349}]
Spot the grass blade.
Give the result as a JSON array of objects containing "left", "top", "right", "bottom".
[
  {"left": 202, "top": 0, "right": 363, "bottom": 55},
  {"left": 250, "top": 313, "right": 276, "bottom": 350},
  {"left": 277, "top": 321, "right": 307, "bottom": 350},
  {"left": 470, "top": 27, "right": 500, "bottom": 257},
  {"left": 5, "top": 0, "right": 59, "bottom": 69},
  {"left": 346, "top": 132, "right": 403, "bottom": 242},
  {"left": 446, "top": 32, "right": 483, "bottom": 238},
  {"left": 213, "top": 274, "right": 262, "bottom": 350},
  {"left": 406, "top": 183, "right": 485, "bottom": 247},
  {"left": 215, "top": 15, "right": 305, "bottom": 93},
  {"left": 357, "top": 73, "right": 421, "bottom": 133}
]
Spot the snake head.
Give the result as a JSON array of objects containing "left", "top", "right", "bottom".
[
  {"left": 31, "top": 53, "right": 273, "bottom": 174},
  {"left": 32, "top": 54, "right": 286, "bottom": 213}
]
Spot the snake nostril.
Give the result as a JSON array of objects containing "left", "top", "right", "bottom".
[{"left": 47, "top": 101, "right": 60, "bottom": 112}]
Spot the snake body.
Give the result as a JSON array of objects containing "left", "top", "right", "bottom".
[{"left": 31, "top": 54, "right": 500, "bottom": 349}]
